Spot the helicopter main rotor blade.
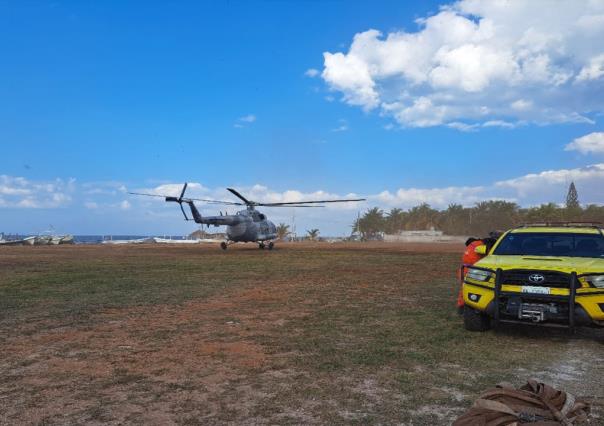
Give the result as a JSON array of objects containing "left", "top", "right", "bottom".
[
  {"left": 128, "top": 192, "right": 166, "bottom": 198},
  {"left": 226, "top": 188, "right": 252, "bottom": 205},
  {"left": 258, "top": 198, "right": 366, "bottom": 206},
  {"left": 128, "top": 192, "right": 243, "bottom": 205},
  {"left": 179, "top": 182, "right": 188, "bottom": 200},
  {"left": 261, "top": 205, "right": 325, "bottom": 208}
]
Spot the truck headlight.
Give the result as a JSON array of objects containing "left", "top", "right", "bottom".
[
  {"left": 585, "top": 275, "right": 604, "bottom": 288},
  {"left": 466, "top": 268, "right": 492, "bottom": 282}
]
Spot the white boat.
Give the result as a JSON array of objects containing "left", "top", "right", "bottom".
[
  {"left": 0, "top": 239, "right": 24, "bottom": 246},
  {"left": 22, "top": 236, "right": 36, "bottom": 245},
  {"left": 153, "top": 237, "right": 202, "bottom": 244},
  {"left": 102, "top": 237, "right": 155, "bottom": 245},
  {"left": 136, "top": 237, "right": 155, "bottom": 244},
  {"left": 34, "top": 236, "right": 52, "bottom": 245},
  {"left": 102, "top": 239, "right": 131, "bottom": 245},
  {"left": 59, "top": 235, "right": 74, "bottom": 244}
]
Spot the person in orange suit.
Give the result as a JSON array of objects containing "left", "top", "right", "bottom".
[{"left": 456, "top": 238, "right": 487, "bottom": 313}]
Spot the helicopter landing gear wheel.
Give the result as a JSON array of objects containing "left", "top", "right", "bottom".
[
  {"left": 220, "top": 242, "right": 228, "bottom": 250},
  {"left": 259, "top": 242, "right": 265, "bottom": 250},
  {"left": 268, "top": 242, "right": 274, "bottom": 250}
]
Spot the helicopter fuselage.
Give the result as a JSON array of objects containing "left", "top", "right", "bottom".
[
  {"left": 187, "top": 206, "right": 277, "bottom": 243},
  {"left": 225, "top": 209, "right": 277, "bottom": 242}
]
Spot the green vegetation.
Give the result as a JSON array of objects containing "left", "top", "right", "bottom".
[
  {"left": 354, "top": 182, "right": 604, "bottom": 237},
  {"left": 306, "top": 228, "right": 320, "bottom": 240},
  {"left": 276, "top": 223, "right": 290, "bottom": 240}
]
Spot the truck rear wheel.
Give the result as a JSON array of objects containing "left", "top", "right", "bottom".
[{"left": 463, "top": 306, "right": 491, "bottom": 332}]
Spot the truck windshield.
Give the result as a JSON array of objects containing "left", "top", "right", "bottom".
[{"left": 493, "top": 232, "right": 604, "bottom": 258}]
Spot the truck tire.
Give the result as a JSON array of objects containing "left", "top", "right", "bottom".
[{"left": 463, "top": 306, "right": 491, "bottom": 332}]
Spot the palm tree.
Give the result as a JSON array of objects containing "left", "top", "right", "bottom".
[
  {"left": 524, "top": 203, "right": 564, "bottom": 223},
  {"left": 406, "top": 203, "right": 438, "bottom": 230},
  {"left": 357, "top": 207, "right": 385, "bottom": 238},
  {"left": 276, "top": 223, "right": 290, "bottom": 240},
  {"left": 441, "top": 203, "right": 470, "bottom": 235},
  {"left": 385, "top": 208, "right": 406, "bottom": 234},
  {"left": 472, "top": 200, "right": 520, "bottom": 235},
  {"left": 306, "top": 229, "right": 320, "bottom": 241}
]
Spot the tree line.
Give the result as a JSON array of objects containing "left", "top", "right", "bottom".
[{"left": 353, "top": 183, "right": 604, "bottom": 238}]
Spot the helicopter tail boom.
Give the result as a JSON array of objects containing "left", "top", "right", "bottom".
[{"left": 163, "top": 183, "right": 245, "bottom": 227}]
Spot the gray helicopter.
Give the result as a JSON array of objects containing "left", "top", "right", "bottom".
[{"left": 131, "top": 183, "right": 365, "bottom": 250}]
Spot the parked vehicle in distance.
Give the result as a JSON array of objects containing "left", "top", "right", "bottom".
[{"left": 462, "top": 223, "right": 604, "bottom": 332}]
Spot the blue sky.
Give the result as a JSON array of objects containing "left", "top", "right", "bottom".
[{"left": 1, "top": 0, "right": 604, "bottom": 236}]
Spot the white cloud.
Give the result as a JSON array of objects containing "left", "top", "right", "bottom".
[
  {"left": 82, "top": 181, "right": 128, "bottom": 196},
  {"left": 447, "top": 121, "right": 479, "bottom": 132},
  {"left": 565, "top": 132, "right": 604, "bottom": 154},
  {"left": 145, "top": 182, "right": 205, "bottom": 197},
  {"left": 331, "top": 119, "right": 349, "bottom": 132},
  {"left": 576, "top": 53, "right": 604, "bottom": 82},
  {"left": 366, "top": 163, "right": 604, "bottom": 208},
  {"left": 239, "top": 114, "right": 256, "bottom": 123},
  {"left": 305, "top": 68, "right": 320, "bottom": 77},
  {"left": 0, "top": 175, "right": 74, "bottom": 208},
  {"left": 321, "top": 0, "right": 604, "bottom": 128},
  {"left": 234, "top": 114, "right": 256, "bottom": 128},
  {"left": 482, "top": 120, "right": 519, "bottom": 129},
  {"left": 119, "top": 200, "right": 131, "bottom": 210},
  {"left": 511, "top": 99, "right": 533, "bottom": 111},
  {"left": 323, "top": 44, "right": 379, "bottom": 110},
  {"left": 494, "top": 163, "right": 604, "bottom": 200},
  {"left": 373, "top": 186, "right": 485, "bottom": 208}
]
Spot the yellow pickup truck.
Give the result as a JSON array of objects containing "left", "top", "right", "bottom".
[{"left": 462, "top": 223, "right": 604, "bottom": 332}]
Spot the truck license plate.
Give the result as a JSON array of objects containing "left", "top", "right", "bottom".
[{"left": 521, "top": 286, "right": 551, "bottom": 295}]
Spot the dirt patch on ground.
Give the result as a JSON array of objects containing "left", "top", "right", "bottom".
[{"left": 1, "top": 243, "right": 602, "bottom": 425}]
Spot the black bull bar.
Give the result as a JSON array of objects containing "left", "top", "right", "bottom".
[{"left": 461, "top": 265, "right": 598, "bottom": 333}]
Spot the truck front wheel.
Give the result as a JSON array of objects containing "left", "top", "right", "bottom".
[{"left": 463, "top": 306, "right": 491, "bottom": 332}]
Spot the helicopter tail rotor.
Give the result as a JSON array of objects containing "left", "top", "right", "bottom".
[
  {"left": 130, "top": 182, "right": 209, "bottom": 223},
  {"left": 165, "top": 183, "right": 192, "bottom": 220}
]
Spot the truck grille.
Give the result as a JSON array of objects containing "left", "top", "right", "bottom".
[{"left": 500, "top": 270, "right": 571, "bottom": 288}]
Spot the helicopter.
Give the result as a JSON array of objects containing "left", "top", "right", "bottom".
[{"left": 130, "top": 183, "right": 365, "bottom": 250}]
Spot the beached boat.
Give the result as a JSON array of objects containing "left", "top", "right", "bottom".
[
  {"left": 34, "top": 236, "right": 52, "bottom": 245},
  {"left": 22, "top": 236, "right": 36, "bottom": 245},
  {"left": 102, "top": 237, "right": 155, "bottom": 245},
  {"left": 0, "top": 239, "right": 24, "bottom": 246},
  {"left": 153, "top": 237, "right": 202, "bottom": 244},
  {"left": 59, "top": 235, "right": 74, "bottom": 244}
]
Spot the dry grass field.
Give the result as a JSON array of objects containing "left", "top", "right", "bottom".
[{"left": 1, "top": 242, "right": 602, "bottom": 425}]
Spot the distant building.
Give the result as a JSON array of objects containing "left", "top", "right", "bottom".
[
  {"left": 384, "top": 229, "right": 466, "bottom": 243},
  {"left": 188, "top": 229, "right": 226, "bottom": 240}
]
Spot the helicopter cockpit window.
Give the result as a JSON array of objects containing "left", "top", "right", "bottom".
[{"left": 259, "top": 214, "right": 266, "bottom": 221}]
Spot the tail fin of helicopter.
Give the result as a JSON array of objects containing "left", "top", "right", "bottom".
[{"left": 165, "top": 183, "right": 203, "bottom": 223}]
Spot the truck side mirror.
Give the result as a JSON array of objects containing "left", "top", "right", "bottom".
[{"left": 474, "top": 245, "right": 487, "bottom": 255}]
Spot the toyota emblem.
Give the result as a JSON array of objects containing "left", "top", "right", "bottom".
[{"left": 528, "top": 273, "right": 545, "bottom": 283}]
